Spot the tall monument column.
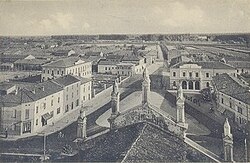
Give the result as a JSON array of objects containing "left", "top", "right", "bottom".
[
  {"left": 223, "top": 118, "right": 234, "bottom": 162},
  {"left": 108, "top": 79, "right": 120, "bottom": 129},
  {"left": 76, "top": 106, "right": 87, "bottom": 140},
  {"left": 176, "top": 84, "right": 185, "bottom": 123},
  {"left": 176, "top": 84, "right": 188, "bottom": 138},
  {"left": 142, "top": 68, "right": 150, "bottom": 106}
]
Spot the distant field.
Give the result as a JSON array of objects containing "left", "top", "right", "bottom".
[{"left": 0, "top": 71, "right": 39, "bottom": 83}]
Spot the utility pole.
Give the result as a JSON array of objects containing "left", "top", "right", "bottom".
[{"left": 38, "top": 132, "right": 49, "bottom": 161}]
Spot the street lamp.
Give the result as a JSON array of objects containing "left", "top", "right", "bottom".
[{"left": 37, "top": 132, "right": 49, "bottom": 161}]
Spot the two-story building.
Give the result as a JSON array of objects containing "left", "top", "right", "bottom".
[
  {"left": 0, "top": 75, "right": 92, "bottom": 136},
  {"left": 42, "top": 57, "right": 92, "bottom": 81},
  {"left": 169, "top": 61, "right": 237, "bottom": 91},
  {"left": 212, "top": 73, "right": 250, "bottom": 128},
  {"left": 0, "top": 81, "right": 64, "bottom": 135}
]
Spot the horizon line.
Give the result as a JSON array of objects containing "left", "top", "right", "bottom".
[{"left": 1, "top": 32, "right": 250, "bottom": 37}]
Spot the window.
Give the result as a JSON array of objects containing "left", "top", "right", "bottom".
[
  {"left": 88, "top": 86, "right": 90, "bottom": 90},
  {"left": 189, "top": 72, "right": 192, "bottom": 77},
  {"left": 238, "top": 107, "right": 243, "bottom": 114},
  {"left": 76, "top": 99, "right": 79, "bottom": 107},
  {"left": 71, "top": 102, "right": 74, "bottom": 109},
  {"left": 216, "top": 73, "right": 219, "bottom": 76},
  {"left": 83, "top": 96, "right": 85, "bottom": 101},
  {"left": 221, "top": 98, "right": 224, "bottom": 104},
  {"left": 36, "top": 119, "right": 38, "bottom": 125},
  {"left": 66, "top": 95, "right": 68, "bottom": 101},
  {"left": 25, "top": 109, "right": 29, "bottom": 119},
  {"left": 72, "top": 92, "right": 74, "bottom": 98},
  {"left": 183, "top": 72, "right": 186, "bottom": 77},
  {"left": 57, "top": 70, "right": 59, "bottom": 75},
  {"left": 77, "top": 90, "right": 79, "bottom": 95},
  {"left": 206, "top": 82, "right": 210, "bottom": 87},
  {"left": 66, "top": 87, "right": 69, "bottom": 91},
  {"left": 50, "top": 111, "right": 54, "bottom": 117},
  {"left": 173, "top": 81, "right": 176, "bottom": 87},
  {"left": 105, "top": 67, "right": 107, "bottom": 70},
  {"left": 43, "top": 103, "right": 46, "bottom": 109},
  {"left": 229, "top": 102, "right": 232, "bottom": 108},
  {"left": 12, "top": 110, "right": 17, "bottom": 118},
  {"left": 206, "top": 73, "right": 209, "bottom": 78},
  {"left": 58, "top": 97, "right": 60, "bottom": 103},
  {"left": 65, "top": 105, "right": 69, "bottom": 112},
  {"left": 51, "top": 100, "right": 53, "bottom": 106},
  {"left": 57, "top": 107, "right": 60, "bottom": 114},
  {"left": 47, "top": 70, "right": 49, "bottom": 74},
  {"left": 196, "top": 72, "right": 199, "bottom": 77},
  {"left": 36, "top": 106, "right": 38, "bottom": 113},
  {"left": 88, "top": 94, "right": 91, "bottom": 100}
]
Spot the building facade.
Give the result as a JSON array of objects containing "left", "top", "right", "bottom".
[
  {"left": 169, "top": 62, "right": 237, "bottom": 91},
  {"left": 42, "top": 57, "right": 92, "bottom": 81},
  {"left": 212, "top": 73, "right": 250, "bottom": 128},
  {"left": 0, "top": 75, "right": 92, "bottom": 136}
]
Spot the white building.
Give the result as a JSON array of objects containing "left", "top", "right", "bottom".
[
  {"left": 0, "top": 75, "right": 92, "bottom": 136},
  {"left": 42, "top": 57, "right": 92, "bottom": 81},
  {"left": 170, "top": 61, "right": 237, "bottom": 91},
  {"left": 212, "top": 73, "right": 250, "bottom": 128}
]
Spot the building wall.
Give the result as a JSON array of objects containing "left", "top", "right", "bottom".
[
  {"left": 97, "top": 64, "right": 117, "bottom": 74},
  {"left": 0, "top": 105, "right": 23, "bottom": 135},
  {"left": 42, "top": 61, "right": 92, "bottom": 81},
  {"left": 32, "top": 91, "right": 64, "bottom": 133},
  {"left": 62, "top": 82, "right": 81, "bottom": 114},
  {"left": 170, "top": 67, "right": 237, "bottom": 90},
  {"left": 216, "top": 91, "right": 250, "bottom": 127},
  {"left": 80, "top": 81, "right": 92, "bottom": 105}
]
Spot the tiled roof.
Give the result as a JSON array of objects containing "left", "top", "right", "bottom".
[
  {"left": 227, "top": 61, "right": 250, "bottom": 68},
  {"left": 106, "top": 54, "right": 124, "bottom": 60},
  {"left": 0, "top": 83, "right": 15, "bottom": 91},
  {"left": 171, "top": 61, "right": 236, "bottom": 69},
  {"left": 53, "top": 74, "right": 80, "bottom": 87},
  {"left": 43, "top": 57, "right": 87, "bottom": 68},
  {"left": 85, "top": 51, "right": 102, "bottom": 56},
  {"left": 14, "top": 59, "right": 49, "bottom": 65},
  {"left": 73, "top": 76, "right": 91, "bottom": 84},
  {"left": 122, "top": 55, "right": 144, "bottom": 61},
  {"left": 70, "top": 122, "right": 210, "bottom": 162},
  {"left": 98, "top": 60, "right": 119, "bottom": 65},
  {"left": 0, "top": 80, "right": 63, "bottom": 107},
  {"left": 212, "top": 73, "right": 250, "bottom": 105}
]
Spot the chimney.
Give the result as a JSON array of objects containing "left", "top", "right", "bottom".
[
  {"left": 32, "top": 89, "right": 36, "bottom": 94},
  {"left": 41, "top": 86, "right": 45, "bottom": 91}
]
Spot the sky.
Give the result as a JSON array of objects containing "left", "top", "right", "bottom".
[{"left": 0, "top": 0, "right": 250, "bottom": 36}]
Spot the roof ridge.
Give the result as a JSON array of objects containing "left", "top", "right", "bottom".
[{"left": 121, "top": 123, "right": 147, "bottom": 163}]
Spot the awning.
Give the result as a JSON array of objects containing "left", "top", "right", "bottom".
[
  {"left": 42, "top": 113, "right": 53, "bottom": 121},
  {"left": 217, "top": 106, "right": 226, "bottom": 114}
]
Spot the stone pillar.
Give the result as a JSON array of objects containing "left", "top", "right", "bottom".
[
  {"left": 176, "top": 85, "right": 185, "bottom": 123},
  {"left": 108, "top": 80, "right": 120, "bottom": 130},
  {"left": 176, "top": 84, "right": 188, "bottom": 138},
  {"left": 223, "top": 118, "right": 234, "bottom": 162},
  {"left": 142, "top": 68, "right": 150, "bottom": 106},
  {"left": 76, "top": 107, "right": 87, "bottom": 140}
]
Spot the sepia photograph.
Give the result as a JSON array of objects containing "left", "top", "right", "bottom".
[{"left": 0, "top": 0, "right": 250, "bottom": 162}]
